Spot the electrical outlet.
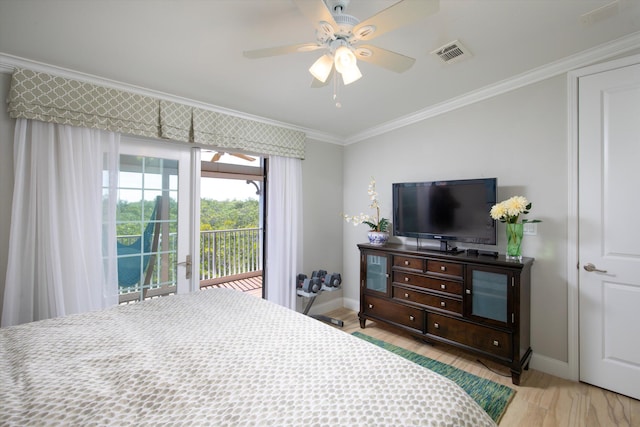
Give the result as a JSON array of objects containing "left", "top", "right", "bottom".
[{"left": 523, "top": 222, "right": 537, "bottom": 236}]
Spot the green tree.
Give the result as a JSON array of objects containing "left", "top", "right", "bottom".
[{"left": 200, "top": 198, "right": 259, "bottom": 231}]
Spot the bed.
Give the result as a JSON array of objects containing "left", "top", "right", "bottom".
[{"left": 0, "top": 288, "right": 496, "bottom": 426}]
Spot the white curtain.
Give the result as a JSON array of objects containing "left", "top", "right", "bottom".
[
  {"left": 265, "top": 156, "right": 303, "bottom": 310},
  {"left": 2, "top": 119, "right": 120, "bottom": 327}
]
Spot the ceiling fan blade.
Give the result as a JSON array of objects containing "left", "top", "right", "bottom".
[
  {"left": 230, "top": 153, "right": 256, "bottom": 162},
  {"left": 355, "top": 45, "right": 416, "bottom": 73},
  {"left": 243, "top": 43, "right": 322, "bottom": 59},
  {"left": 293, "top": 0, "right": 338, "bottom": 32},
  {"left": 210, "top": 152, "right": 223, "bottom": 162},
  {"left": 353, "top": 0, "right": 440, "bottom": 42}
]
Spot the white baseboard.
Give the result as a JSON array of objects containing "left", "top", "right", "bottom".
[
  {"left": 343, "top": 297, "right": 359, "bottom": 312},
  {"left": 529, "top": 353, "right": 574, "bottom": 381},
  {"left": 299, "top": 291, "right": 345, "bottom": 316}
]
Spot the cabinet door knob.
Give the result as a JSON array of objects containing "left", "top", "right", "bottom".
[
  {"left": 493, "top": 340, "right": 499, "bottom": 347},
  {"left": 465, "top": 289, "right": 471, "bottom": 294},
  {"left": 404, "top": 277, "right": 409, "bottom": 282},
  {"left": 440, "top": 284, "right": 446, "bottom": 290},
  {"left": 434, "top": 322, "right": 439, "bottom": 329},
  {"left": 409, "top": 315, "right": 415, "bottom": 321},
  {"left": 440, "top": 301, "right": 446, "bottom": 307},
  {"left": 368, "top": 304, "right": 374, "bottom": 309},
  {"left": 404, "top": 260, "right": 409, "bottom": 265},
  {"left": 385, "top": 274, "right": 389, "bottom": 278},
  {"left": 440, "top": 265, "right": 446, "bottom": 271},
  {"left": 404, "top": 293, "right": 409, "bottom": 298}
]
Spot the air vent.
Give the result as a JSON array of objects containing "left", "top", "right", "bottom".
[{"left": 431, "top": 40, "right": 472, "bottom": 64}]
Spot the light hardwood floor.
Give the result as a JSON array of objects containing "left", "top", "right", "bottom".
[{"left": 323, "top": 307, "right": 640, "bottom": 427}]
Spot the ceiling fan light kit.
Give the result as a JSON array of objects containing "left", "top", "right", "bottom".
[
  {"left": 338, "top": 60, "right": 362, "bottom": 85},
  {"left": 243, "top": 0, "right": 440, "bottom": 96},
  {"left": 333, "top": 44, "right": 361, "bottom": 84},
  {"left": 309, "top": 54, "right": 334, "bottom": 83}
]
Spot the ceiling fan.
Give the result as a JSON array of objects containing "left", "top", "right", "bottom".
[
  {"left": 243, "top": 0, "right": 439, "bottom": 86},
  {"left": 210, "top": 152, "right": 256, "bottom": 163}
]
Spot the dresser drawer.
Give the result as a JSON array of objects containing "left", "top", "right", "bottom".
[
  {"left": 392, "top": 271, "right": 463, "bottom": 296},
  {"left": 426, "top": 313, "right": 512, "bottom": 360},
  {"left": 426, "top": 260, "right": 463, "bottom": 278},
  {"left": 393, "top": 255, "right": 425, "bottom": 272},
  {"left": 363, "top": 295, "right": 424, "bottom": 332},
  {"left": 393, "top": 287, "right": 463, "bottom": 315}
]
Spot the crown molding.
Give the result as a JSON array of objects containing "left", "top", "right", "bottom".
[
  {"left": 3, "top": 31, "right": 639, "bottom": 147},
  {"left": 344, "top": 31, "right": 640, "bottom": 145}
]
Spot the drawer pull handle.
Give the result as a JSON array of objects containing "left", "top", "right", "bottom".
[
  {"left": 440, "top": 301, "right": 446, "bottom": 307},
  {"left": 404, "top": 293, "right": 409, "bottom": 298},
  {"left": 385, "top": 274, "right": 390, "bottom": 278},
  {"left": 404, "top": 260, "right": 409, "bottom": 265},
  {"left": 434, "top": 322, "right": 439, "bottom": 329},
  {"left": 440, "top": 265, "right": 446, "bottom": 271},
  {"left": 368, "top": 304, "right": 374, "bottom": 309},
  {"left": 440, "top": 284, "right": 446, "bottom": 290},
  {"left": 493, "top": 340, "right": 499, "bottom": 347},
  {"left": 409, "top": 315, "right": 415, "bottom": 321},
  {"left": 404, "top": 277, "right": 409, "bottom": 282}
]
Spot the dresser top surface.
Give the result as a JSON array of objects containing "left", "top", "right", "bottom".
[{"left": 358, "top": 242, "right": 534, "bottom": 268}]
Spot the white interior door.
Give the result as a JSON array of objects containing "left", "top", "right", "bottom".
[
  {"left": 578, "top": 62, "right": 640, "bottom": 400},
  {"left": 116, "top": 137, "right": 198, "bottom": 302}
]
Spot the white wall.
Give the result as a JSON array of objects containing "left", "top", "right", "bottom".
[
  {"left": 341, "top": 74, "right": 569, "bottom": 367},
  {"left": 298, "top": 138, "right": 344, "bottom": 314}
]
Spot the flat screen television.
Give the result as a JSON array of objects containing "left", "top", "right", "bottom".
[{"left": 392, "top": 178, "right": 497, "bottom": 252}]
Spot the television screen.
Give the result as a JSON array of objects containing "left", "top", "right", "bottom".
[{"left": 393, "top": 178, "right": 497, "bottom": 249}]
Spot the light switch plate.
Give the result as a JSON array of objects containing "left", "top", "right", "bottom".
[{"left": 523, "top": 222, "right": 538, "bottom": 236}]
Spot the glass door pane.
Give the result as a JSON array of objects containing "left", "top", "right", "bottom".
[
  {"left": 113, "top": 138, "right": 194, "bottom": 303},
  {"left": 366, "top": 254, "right": 388, "bottom": 293},
  {"left": 471, "top": 270, "right": 508, "bottom": 322}
]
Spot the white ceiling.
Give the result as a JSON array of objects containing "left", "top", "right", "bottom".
[{"left": 1, "top": 0, "right": 639, "bottom": 143}]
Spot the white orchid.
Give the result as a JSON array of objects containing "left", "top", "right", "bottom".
[{"left": 343, "top": 177, "right": 389, "bottom": 232}]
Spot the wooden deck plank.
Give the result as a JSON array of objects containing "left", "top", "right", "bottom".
[{"left": 202, "top": 275, "right": 262, "bottom": 297}]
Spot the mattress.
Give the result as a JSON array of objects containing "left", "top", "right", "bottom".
[{"left": 0, "top": 288, "right": 496, "bottom": 426}]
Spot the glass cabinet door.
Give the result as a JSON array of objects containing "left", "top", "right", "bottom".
[
  {"left": 365, "top": 253, "right": 389, "bottom": 294},
  {"left": 467, "top": 267, "right": 512, "bottom": 326}
]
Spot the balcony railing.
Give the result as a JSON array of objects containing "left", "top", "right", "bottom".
[
  {"left": 117, "top": 228, "right": 262, "bottom": 301},
  {"left": 199, "top": 228, "right": 263, "bottom": 286}
]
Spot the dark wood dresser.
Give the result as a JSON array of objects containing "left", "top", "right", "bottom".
[{"left": 358, "top": 242, "right": 533, "bottom": 385}]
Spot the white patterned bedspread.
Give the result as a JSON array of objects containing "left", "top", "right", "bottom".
[{"left": 0, "top": 288, "right": 496, "bottom": 426}]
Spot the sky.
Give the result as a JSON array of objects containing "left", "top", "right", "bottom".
[{"left": 201, "top": 177, "right": 260, "bottom": 201}]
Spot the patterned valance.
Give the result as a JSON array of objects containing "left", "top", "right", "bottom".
[
  {"left": 159, "top": 100, "right": 192, "bottom": 142},
  {"left": 8, "top": 68, "right": 158, "bottom": 138},
  {"left": 192, "top": 108, "right": 305, "bottom": 158},
  {"left": 7, "top": 68, "right": 306, "bottom": 159}
]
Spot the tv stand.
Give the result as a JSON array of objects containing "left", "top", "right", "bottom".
[
  {"left": 415, "top": 238, "right": 463, "bottom": 254},
  {"left": 438, "top": 240, "right": 463, "bottom": 253}
]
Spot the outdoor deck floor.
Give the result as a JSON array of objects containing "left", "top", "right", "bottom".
[{"left": 202, "top": 275, "right": 263, "bottom": 298}]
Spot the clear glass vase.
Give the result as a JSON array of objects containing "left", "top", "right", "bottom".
[{"left": 506, "top": 223, "right": 523, "bottom": 261}]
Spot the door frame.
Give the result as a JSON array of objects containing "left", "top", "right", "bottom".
[
  {"left": 199, "top": 154, "right": 265, "bottom": 297},
  {"left": 567, "top": 53, "right": 640, "bottom": 382}
]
